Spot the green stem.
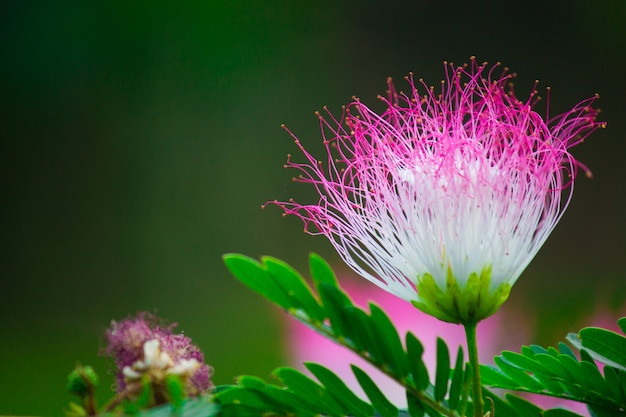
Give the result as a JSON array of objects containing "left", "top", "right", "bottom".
[{"left": 464, "top": 322, "right": 483, "bottom": 417}]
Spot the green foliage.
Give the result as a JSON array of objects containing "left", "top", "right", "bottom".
[
  {"left": 222, "top": 253, "right": 587, "bottom": 417},
  {"left": 482, "top": 319, "right": 626, "bottom": 416},
  {"left": 223, "top": 253, "right": 470, "bottom": 416}
]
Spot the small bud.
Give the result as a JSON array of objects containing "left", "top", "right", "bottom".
[{"left": 67, "top": 365, "right": 99, "bottom": 398}]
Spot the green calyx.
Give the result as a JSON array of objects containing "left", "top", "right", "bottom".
[{"left": 411, "top": 265, "right": 511, "bottom": 324}]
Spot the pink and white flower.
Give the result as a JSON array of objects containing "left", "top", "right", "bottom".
[
  {"left": 269, "top": 58, "right": 603, "bottom": 323},
  {"left": 103, "top": 312, "right": 213, "bottom": 399}
]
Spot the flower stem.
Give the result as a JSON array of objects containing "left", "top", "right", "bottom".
[{"left": 464, "top": 322, "right": 483, "bottom": 417}]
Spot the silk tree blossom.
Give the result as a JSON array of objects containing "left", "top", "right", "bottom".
[
  {"left": 103, "top": 312, "right": 213, "bottom": 398},
  {"left": 268, "top": 58, "right": 604, "bottom": 324}
]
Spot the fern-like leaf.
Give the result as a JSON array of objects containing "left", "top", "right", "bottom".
[
  {"left": 223, "top": 253, "right": 596, "bottom": 417},
  {"left": 223, "top": 253, "right": 468, "bottom": 416},
  {"left": 482, "top": 318, "right": 626, "bottom": 416}
]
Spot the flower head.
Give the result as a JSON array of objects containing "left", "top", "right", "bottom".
[
  {"left": 268, "top": 58, "right": 604, "bottom": 324},
  {"left": 103, "top": 312, "right": 212, "bottom": 398}
]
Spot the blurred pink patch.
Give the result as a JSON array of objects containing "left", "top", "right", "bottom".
[{"left": 287, "top": 278, "right": 528, "bottom": 406}]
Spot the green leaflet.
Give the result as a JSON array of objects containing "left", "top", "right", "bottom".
[
  {"left": 317, "top": 281, "right": 353, "bottom": 340},
  {"left": 579, "top": 360, "right": 611, "bottom": 398},
  {"left": 447, "top": 346, "right": 465, "bottom": 411},
  {"left": 480, "top": 366, "right": 518, "bottom": 389},
  {"left": 305, "top": 362, "right": 374, "bottom": 417},
  {"left": 604, "top": 366, "right": 623, "bottom": 404},
  {"left": 434, "top": 338, "right": 450, "bottom": 402},
  {"left": 405, "top": 391, "right": 425, "bottom": 417},
  {"left": 500, "top": 350, "right": 546, "bottom": 376},
  {"left": 263, "top": 256, "right": 325, "bottom": 323},
  {"left": 493, "top": 356, "right": 545, "bottom": 391},
  {"left": 215, "top": 387, "right": 280, "bottom": 413},
  {"left": 236, "top": 375, "right": 266, "bottom": 391},
  {"left": 504, "top": 393, "right": 543, "bottom": 416},
  {"left": 542, "top": 409, "right": 585, "bottom": 417},
  {"left": 406, "top": 332, "right": 429, "bottom": 391},
  {"left": 351, "top": 365, "right": 399, "bottom": 417},
  {"left": 533, "top": 353, "right": 570, "bottom": 379},
  {"left": 347, "top": 305, "right": 385, "bottom": 364},
  {"left": 309, "top": 252, "right": 339, "bottom": 286},
  {"left": 618, "top": 317, "right": 626, "bottom": 335},
  {"left": 568, "top": 331, "right": 626, "bottom": 371},
  {"left": 222, "top": 254, "right": 293, "bottom": 310},
  {"left": 620, "top": 370, "right": 626, "bottom": 404},
  {"left": 370, "top": 303, "right": 410, "bottom": 378},
  {"left": 272, "top": 367, "right": 343, "bottom": 416},
  {"left": 558, "top": 342, "right": 577, "bottom": 360}
]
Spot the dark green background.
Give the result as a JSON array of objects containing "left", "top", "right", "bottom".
[{"left": 2, "top": 1, "right": 625, "bottom": 414}]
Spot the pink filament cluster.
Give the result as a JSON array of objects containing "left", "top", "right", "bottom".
[
  {"left": 268, "top": 59, "right": 604, "bottom": 301},
  {"left": 103, "top": 312, "right": 213, "bottom": 395}
]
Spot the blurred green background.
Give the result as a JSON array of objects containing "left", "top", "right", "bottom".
[{"left": 1, "top": 1, "right": 625, "bottom": 414}]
